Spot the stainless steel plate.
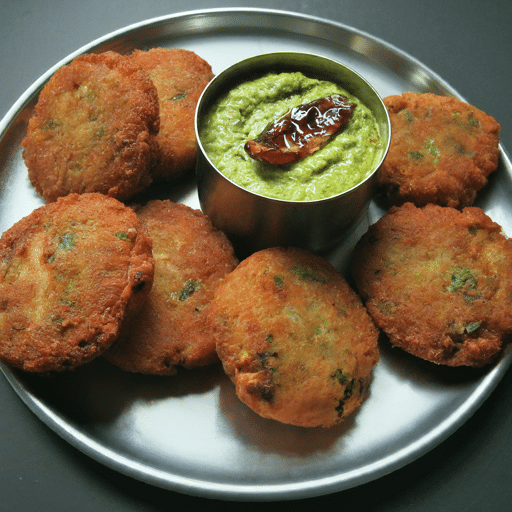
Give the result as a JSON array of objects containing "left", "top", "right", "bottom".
[{"left": 1, "top": 8, "right": 511, "bottom": 502}]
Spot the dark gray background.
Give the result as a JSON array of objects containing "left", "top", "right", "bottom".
[{"left": 1, "top": 1, "right": 511, "bottom": 511}]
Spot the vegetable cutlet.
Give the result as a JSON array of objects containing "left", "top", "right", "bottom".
[
  {"left": 130, "top": 47, "right": 214, "bottom": 182},
  {"left": 22, "top": 51, "right": 159, "bottom": 203},
  {"left": 104, "top": 200, "right": 238, "bottom": 375},
  {"left": 378, "top": 92, "right": 500, "bottom": 208},
  {"left": 351, "top": 202, "right": 512, "bottom": 367},
  {"left": 0, "top": 193, "right": 154, "bottom": 373},
  {"left": 208, "top": 247, "right": 379, "bottom": 428}
]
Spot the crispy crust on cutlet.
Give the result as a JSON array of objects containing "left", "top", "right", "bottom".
[
  {"left": 208, "top": 247, "right": 379, "bottom": 428},
  {"left": 22, "top": 51, "right": 159, "bottom": 203},
  {"left": 378, "top": 92, "right": 500, "bottom": 208},
  {"left": 0, "top": 193, "right": 154, "bottom": 373},
  {"left": 103, "top": 200, "right": 238, "bottom": 376},
  {"left": 130, "top": 48, "right": 214, "bottom": 181},
  {"left": 351, "top": 202, "right": 512, "bottom": 367}
]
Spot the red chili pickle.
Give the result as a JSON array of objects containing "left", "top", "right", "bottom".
[{"left": 244, "top": 94, "right": 356, "bottom": 166}]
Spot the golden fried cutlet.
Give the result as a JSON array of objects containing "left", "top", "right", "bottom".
[
  {"left": 103, "top": 200, "right": 238, "bottom": 375},
  {"left": 208, "top": 247, "right": 379, "bottom": 428},
  {"left": 378, "top": 92, "right": 500, "bottom": 208},
  {"left": 351, "top": 202, "right": 512, "bottom": 367},
  {"left": 22, "top": 51, "right": 159, "bottom": 203},
  {"left": 130, "top": 48, "right": 214, "bottom": 182},
  {"left": 0, "top": 193, "right": 154, "bottom": 373}
]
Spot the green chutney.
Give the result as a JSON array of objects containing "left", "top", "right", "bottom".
[{"left": 199, "top": 72, "right": 383, "bottom": 201}]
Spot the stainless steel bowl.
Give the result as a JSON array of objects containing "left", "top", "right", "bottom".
[{"left": 195, "top": 52, "right": 391, "bottom": 257}]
